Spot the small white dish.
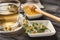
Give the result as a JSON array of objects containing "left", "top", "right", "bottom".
[
  {"left": 27, "top": 20, "right": 56, "bottom": 37},
  {"left": 21, "top": 3, "right": 42, "bottom": 19}
]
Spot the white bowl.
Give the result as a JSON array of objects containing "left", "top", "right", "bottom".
[
  {"left": 27, "top": 20, "right": 56, "bottom": 37},
  {"left": 21, "top": 3, "right": 42, "bottom": 19}
]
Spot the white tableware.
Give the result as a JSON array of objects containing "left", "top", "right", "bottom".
[
  {"left": 21, "top": 3, "right": 42, "bottom": 19},
  {"left": 27, "top": 20, "right": 56, "bottom": 37}
]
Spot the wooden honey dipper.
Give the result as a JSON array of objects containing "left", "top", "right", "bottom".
[{"left": 30, "top": 5, "right": 60, "bottom": 22}]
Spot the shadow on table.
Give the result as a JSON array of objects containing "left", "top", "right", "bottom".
[{"left": 28, "top": 34, "right": 58, "bottom": 40}]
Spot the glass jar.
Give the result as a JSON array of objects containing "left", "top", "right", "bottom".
[{"left": 0, "top": 0, "right": 22, "bottom": 31}]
